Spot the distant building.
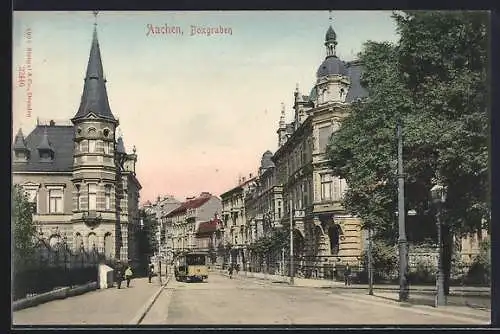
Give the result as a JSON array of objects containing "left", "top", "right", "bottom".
[
  {"left": 12, "top": 22, "right": 141, "bottom": 265},
  {"left": 218, "top": 175, "right": 257, "bottom": 267},
  {"left": 166, "top": 192, "right": 222, "bottom": 255},
  {"left": 195, "top": 217, "right": 220, "bottom": 264}
]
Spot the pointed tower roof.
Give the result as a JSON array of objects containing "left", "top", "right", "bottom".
[
  {"left": 37, "top": 128, "right": 54, "bottom": 152},
  {"left": 116, "top": 136, "right": 126, "bottom": 154},
  {"left": 13, "top": 128, "right": 28, "bottom": 150},
  {"left": 72, "top": 20, "right": 117, "bottom": 123}
]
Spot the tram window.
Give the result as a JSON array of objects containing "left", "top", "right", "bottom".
[{"left": 186, "top": 255, "right": 206, "bottom": 265}]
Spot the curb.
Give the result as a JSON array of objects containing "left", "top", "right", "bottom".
[
  {"left": 129, "top": 274, "right": 171, "bottom": 325},
  {"left": 12, "top": 282, "right": 98, "bottom": 311}
]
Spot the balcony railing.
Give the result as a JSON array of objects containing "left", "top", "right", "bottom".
[
  {"left": 82, "top": 211, "right": 102, "bottom": 226},
  {"left": 294, "top": 210, "right": 305, "bottom": 219}
]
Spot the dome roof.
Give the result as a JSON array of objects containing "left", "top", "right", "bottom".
[
  {"left": 260, "top": 150, "right": 275, "bottom": 169},
  {"left": 325, "top": 25, "right": 336, "bottom": 41},
  {"left": 316, "top": 56, "right": 347, "bottom": 78}
]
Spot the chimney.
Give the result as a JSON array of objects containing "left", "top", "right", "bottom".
[
  {"left": 242, "top": 177, "right": 246, "bottom": 183},
  {"left": 200, "top": 192, "right": 211, "bottom": 197},
  {"left": 249, "top": 173, "right": 253, "bottom": 179},
  {"left": 186, "top": 196, "right": 195, "bottom": 201}
]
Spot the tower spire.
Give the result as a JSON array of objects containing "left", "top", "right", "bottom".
[
  {"left": 325, "top": 11, "right": 338, "bottom": 58},
  {"left": 72, "top": 11, "right": 116, "bottom": 124}
]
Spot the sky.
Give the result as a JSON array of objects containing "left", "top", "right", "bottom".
[{"left": 12, "top": 11, "right": 400, "bottom": 205}]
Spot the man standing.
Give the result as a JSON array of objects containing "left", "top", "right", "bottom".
[
  {"left": 115, "top": 261, "right": 124, "bottom": 289},
  {"left": 148, "top": 260, "right": 155, "bottom": 283},
  {"left": 344, "top": 263, "right": 352, "bottom": 286},
  {"left": 125, "top": 265, "right": 133, "bottom": 288}
]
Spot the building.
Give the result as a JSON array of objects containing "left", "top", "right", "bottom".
[
  {"left": 218, "top": 175, "right": 257, "bottom": 268},
  {"left": 244, "top": 151, "right": 284, "bottom": 272},
  {"left": 12, "top": 22, "right": 142, "bottom": 265},
  {"left": 194, "top": 217, "right": 221, "bottom": 264},
  {"left": 269, "top": 24, "right": 369, "bottom": 278},
  {"left": 167, "top": 192, "right": 222, "bottom": 255}
]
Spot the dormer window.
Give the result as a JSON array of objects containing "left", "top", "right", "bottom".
[
  {"left": 340, "top": 88, "right": 345, "bottom": 99},
  {"left": 88, "top": 127, "right": 97, "bottom": 136},
  {"left": 103, "top": 128, "right": 110, "bottom": 137}
]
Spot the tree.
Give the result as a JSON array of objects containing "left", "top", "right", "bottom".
[
  {"left": 139, "top": 209, "right": 158, "bottom": 256},
  {"left": 12, "top": 184, "right": 37, "bottom": 265},
  {"left": 327, "top": 11, "right": 489, "bottom": 291}
]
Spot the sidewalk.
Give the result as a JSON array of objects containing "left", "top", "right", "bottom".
[
  {"left": 216, "top": 270, "right": 491, "bottom": 310},
  {"left": 219, "top": 270, "right": 490, "bottom": 295},
  {"left": 13, "top": 277, "right": 164, "bottom": 326}
]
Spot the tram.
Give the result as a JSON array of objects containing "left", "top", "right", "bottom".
[{"left": 174, "top": 252, "right": 208, "bottom": 282}]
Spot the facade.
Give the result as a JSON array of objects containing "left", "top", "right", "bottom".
[
  {"left": 194, "top": 217, "right": 220, "bottom": 264},
  {"left": 218, "top": 175, "right": 257, "bottom": 268},
  {"left": 216, "top": 22, "right": 368, "bottom": 278},
  {"left": 12, "top": 23, "right": 142, "bottom": 266},
  {"left": 167, "top": 192, "right": 222, "bottom": 255},
  {"left": 143, "top": 195, "right": 182, "bottom": 261}
]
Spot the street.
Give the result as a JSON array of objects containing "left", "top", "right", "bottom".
[
  {"left": 12, "top": 273, "right": 490, "bottom": 326},
  {"left": 141, "top": 273, "right": 490, "bottom": 325}
]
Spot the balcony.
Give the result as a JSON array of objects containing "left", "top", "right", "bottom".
[
  {"left": 82, "top": 210, "right": 102, "bottom": 227},
  {"left": 294, "top": 210, "right": 305, "bottom": 219}
]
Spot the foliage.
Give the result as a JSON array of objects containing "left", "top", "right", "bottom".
[
  {"left": 407, "top": 258, "right": 436, "bottom": 284},
  {"left": 247, "top": 229, "right": 288, "bottom": 256},
  {"left": 327, "top": 11, "right": 489, "bottom": 245},
  {"left": 139, "top": 209, "right": 158, "bottom": 255},
  {"left": 361, "top": 240, "right": 398, "bottom": 282},
  {"left": 465, "top": 237, "right": 490, "bottom": 285},
  {"left": 12, "top": 184, "right": 37, "bottom": 266}
]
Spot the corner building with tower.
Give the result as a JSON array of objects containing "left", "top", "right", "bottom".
[
  {"left": 217, "top": 21, "right": 368, "bottom": 278},
  {"left": 12, "top": 22, "right": 142, "bottom": 266}
]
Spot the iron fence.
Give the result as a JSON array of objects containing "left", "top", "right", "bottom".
[{"left": 12, "top": 237, "right": 105, "bottom": 301}]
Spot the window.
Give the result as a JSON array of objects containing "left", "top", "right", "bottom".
[
  {"left": 48, "top": 188, "right": 64, "bottom": 213},
  {"left": 105, "top": 185, "right": 111, "bottom": 210},
  {"left": 318, "top": 125, "right": 332, "bottom": 153},
  {"left": 88, "top": 184, "right": 97, "bottom": 211},
  {"left": 76, "top": 185, "right": 81, "bottom": 211},
  {"left": 23, "top": 187, "right": 38, "bottom": 213},
  {"left": 332, "top": 177, "right": 341, "bottom": 201},
  {"left": 321, "top": 174, "right": 332, "bottom": 201},
  {"left": 88, "top": 140, "right": 96, "bottom": 153}
]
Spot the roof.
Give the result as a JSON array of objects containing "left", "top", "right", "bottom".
[
  {"left": 72, "top": 27, "right": 116, "bottom": 123},
  {"left": 325, "top": 25, "right": 337, "bottom": 41},
  {"left": 116, "top": 136, "right": 126, "bottom": 154},
  {"left": 317, "top": 56, "right": 348, "bottom": 78},
  {"left": 260, "top": 150, "right": 275, "bottom": 169},
  {"left": 13, "top": 128, "right": 28, "bottom": 150},
  {"left": 12, "top": 125, "right": 74, "bottom": 172},
  {"left": 196, "top": 218, "right": 220, "bottom": 236},
  {"left": 345, "top": 61, "right": 369, "bottom": 102},
  {"left": 165, "top": 194, "right": 212, "bottom": 217}
]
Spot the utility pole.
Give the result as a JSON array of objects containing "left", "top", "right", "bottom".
[
  {"left": 368, "top": 227, "right": 373, "bottom": 295},
  {"left": 289, "top": 199, "right": 294, "bottom": 285},
  {"left": 397, "top": 119, "right": 409, "bottom": 302},
  {"left": 158, "top": 221, "right": 162, "bottom": 285}
]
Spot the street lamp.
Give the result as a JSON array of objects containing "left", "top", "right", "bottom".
[
  {"left": 430, "top": 183, "right": 447, "bottom": 307},
  {"left": 396, "top": 119, "right": 409, "bottom": 302}
]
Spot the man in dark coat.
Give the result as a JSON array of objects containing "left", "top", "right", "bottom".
[
  {"left": 344, "top": 263, "right": 352, "bottom": 286},
  {"left": 115, "top": 261, "right": 124, "bottom": 289}
]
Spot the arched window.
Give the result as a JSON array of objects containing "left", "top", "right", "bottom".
[
  {"left": 88, "top": 232, "right": 97, "bottom": 251},
  {"left": 328, "top": 225, "right": 341, "bottom": 255},
  {"left": 104, "top": 232, "right": 113, "bottom": 258},
  {"left": 74, "top": 232, "right": 83, "bottom": 251},
  {"left": 76, "top": 184, "right": 81, "bottom": 211}
]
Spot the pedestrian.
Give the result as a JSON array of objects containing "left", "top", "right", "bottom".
[
  {"left": 228, "top": 265, "right": 233, "bottom": 279},
  {"left": 115, "top": 261, "right": 124, "bottom": 289},
  {"left": 125, "top": 265, "right": 133, "bottom": 288},
  {"left": 236, "top": 263, "right": 240, "bottom": 275},
  {"left": 148, "top": 261, "right": 155, "bottom": 283},
  {"left": 344, "top": 263, "right": 352, "bottom": 286}
]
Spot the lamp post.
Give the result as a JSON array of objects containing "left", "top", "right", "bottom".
[
  {"left": 431, "top": 183, "right": 447, "bottom": 307},
  {"left": 396, "top": 119, "right": 409, "bottom": 302},
  {"left": 368, "top": 227, "right": 374, "bottom": 295},
  {"left": 289, "top": 199, "right": 294, "bottom": 285}
]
